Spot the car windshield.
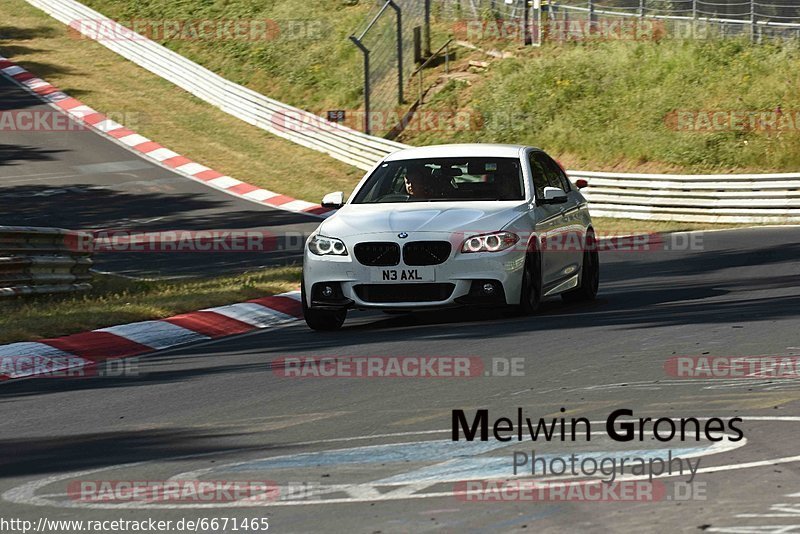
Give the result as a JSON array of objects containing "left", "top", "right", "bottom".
[{"left": 351, "top": 157, "right": 525, "bottom": 203}]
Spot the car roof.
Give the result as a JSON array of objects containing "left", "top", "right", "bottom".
[{"left": 383, "top": 143, "right": 536, "bottom": 161}]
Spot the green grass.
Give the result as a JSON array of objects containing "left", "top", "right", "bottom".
[{"left": 0, "top": 267, "right": 301, "bottom": 344}]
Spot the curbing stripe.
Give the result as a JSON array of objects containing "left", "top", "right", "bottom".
[
  {"left": 163, "top": 311, "right": 257, "bottom": 339},
  {"left": 247, "top": 295, "right": 303, "bottom": 318},
  {"left": 42, "top": 331, "right": 153, "bottom": 361},
  {"left": 176, "top": 162, "right": 210, "bottom": 175},
  {"left": 202, "top": 302, "right": 295, "bottom": 328},
  {"left": 98, "top": 321, "right": 210, "bottom": 350},
  {"left": 208, "top": 176, "right": 242, "bottom": 189}
]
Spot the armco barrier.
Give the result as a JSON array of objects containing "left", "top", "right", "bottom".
[
  {"left": 19, "top": 0, "right": 800, "bottom": 224},
  {"left": 570, "top": 170, "right": 800, "bottom": 224},
  {"left": 0, "top": 226, "right": 93, "bottom": 297}
]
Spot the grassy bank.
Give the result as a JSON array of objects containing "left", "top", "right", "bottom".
[{"left": 0, "top": 267, "right": 301, "bottom": 344}]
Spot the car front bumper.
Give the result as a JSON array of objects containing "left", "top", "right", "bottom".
[{"left": 303, "top": 232, "right": 527, "bottom": 310}]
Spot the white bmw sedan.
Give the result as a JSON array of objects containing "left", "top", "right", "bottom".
[{"left": 302, "top": 144, "right": 598, "bottom": 330}]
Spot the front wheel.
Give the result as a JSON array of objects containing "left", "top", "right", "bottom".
[
  {"left": 562, "top": 238, "right": 599, "bottom": 303},
  {"left": 302, "top": 278, "right": 346, "bottom": 331},
  {"left": 516, "top": 252, "right": 542, "bottom": 315}
]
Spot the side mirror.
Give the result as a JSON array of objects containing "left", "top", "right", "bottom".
[
  {"left": 539, "top": 186, "right": 568, "bottom": 205},
  {"left": 321, "top": 191, "right": 344, "bottom": 209},
  {"left": 575, "top": 178, "right": 588, "bottom": 189}
]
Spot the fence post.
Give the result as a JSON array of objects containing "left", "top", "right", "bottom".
[
  {"left": 750, "top": 0, "right": 756, "bottom": 42},
  {"left": 349, "top": 36, "right": 371, "bottom": 135},
  {"left": 588, "top": 0, "right": 596, "bottom": 30},
  {"left": 639, "top": 0, "right": 644, "bottom": 18},
  {"left": 424, "top": 0, "right": 432, "bottom": 56},
  {"left": 692, "top": 0, "right": 697, "bottom": 37},
  {"left": 523, "top": 0, "right": 530, "bottom": 45},
  {"left": 388, "top": 0, "right": 404, "bottom": 105}
]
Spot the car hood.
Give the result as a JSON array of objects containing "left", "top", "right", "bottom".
[{"left": 317, "top": 201, "right": 527, "bottom": 238}]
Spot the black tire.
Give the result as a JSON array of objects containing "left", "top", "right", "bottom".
[
  {"left": 562, "top": 233, "right": 599, "bottom": 303},
  {"left": 301, "top": 278, "right": 346, "bottom": 331},
  {"left": 516, "top": 252, "right": 542, "bottom": 315}
]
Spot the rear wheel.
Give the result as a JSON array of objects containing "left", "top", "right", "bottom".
[
  {"left": 516, "top": 252, "right": 542, "bottom": 315},
  {"left": 302, "top": 278, "right": 346, "bottom": 331},
  {"left": 562, "top": 232, "right": 599, "bottom": 303}
]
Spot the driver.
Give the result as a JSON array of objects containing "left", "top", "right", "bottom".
[{"left": 404, "top": 166, "right": 435, "bottom": 198}]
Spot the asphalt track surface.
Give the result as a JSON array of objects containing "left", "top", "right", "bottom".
[
  {"left": 0, "top": 74, "right": 321, "bottom": 278},
  {"left": 1, "top": 225, "right": 799, "bottom": 532}
]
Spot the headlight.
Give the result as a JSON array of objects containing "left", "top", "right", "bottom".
[
  {"left": 461, "top": 232, "right": 519, "bottom": 253},
  {"left": 308, "top": 235, "right": 348, "bottom": 256}
]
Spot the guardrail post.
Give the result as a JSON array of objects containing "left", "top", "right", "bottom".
[
  {"left": 588, "top": 0, "right": 596, "bottom": 30},
  {"left": 349, "top": 36, "right": 371, "bottom": 134},
  {"left": 750, "top": 0, "right": 756, "bottom": 42},
  {"left": 639, "top": 0, "right": 645, "bottom": 18}
]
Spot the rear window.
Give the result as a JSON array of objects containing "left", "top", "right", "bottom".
[{"left": 351, "top": 157, "right": 525, "bottom": 203}]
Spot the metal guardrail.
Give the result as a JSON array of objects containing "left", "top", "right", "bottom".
[
  {"left": 571, "top": 170, "right": 800, "bottom": 223},
  {"left": 0, "top": 226, "right": 94, "bottom": 297},
  {"left": 20, "top": 0, "right": 800, "bottom": 223}
]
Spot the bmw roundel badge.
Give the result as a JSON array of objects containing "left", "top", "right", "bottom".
[{"left": 398, "top": 232, "right": 408, "bottom": 239}]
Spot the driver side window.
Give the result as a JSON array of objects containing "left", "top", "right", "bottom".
[
  {"left": 528, "top": 153, "right": 549, "bottom": 200},
  {"left": 533, "top": 152, "right": 565, "bottom": 191}
]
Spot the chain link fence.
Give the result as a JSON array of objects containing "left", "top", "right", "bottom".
[
  {"left": 350, "top": 1, "right": 428, "bottom": 133},
  {"left": 350, "top": 0, "right": 800, "bottom": 133},
  {"left": 431, "top": 0, "right": 800, "bottom": 38}
]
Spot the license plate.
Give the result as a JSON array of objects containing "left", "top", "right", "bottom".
[{"left": 371, "top": 267, "right": 435, "bottom": 283}]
